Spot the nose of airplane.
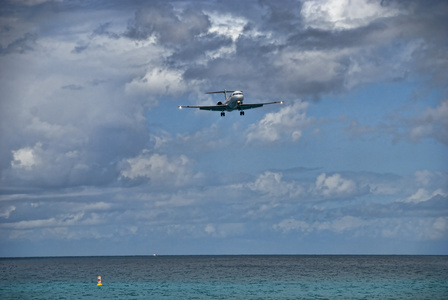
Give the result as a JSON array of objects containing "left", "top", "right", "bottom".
[{"left": 235, "top": 94, "right": 244, "bottom": 102}]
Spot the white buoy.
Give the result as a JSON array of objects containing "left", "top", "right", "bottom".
[{"left": 97, "top": 276, "right": 102, "bottom": 286}]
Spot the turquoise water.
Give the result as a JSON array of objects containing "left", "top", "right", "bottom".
[{"left": 1, "top": 255, "right": 447, "bottom": 299}]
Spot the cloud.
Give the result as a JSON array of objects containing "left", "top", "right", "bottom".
[
  {"left": 125, "top": 4, "right": 211, "bottom": 45},
  {"left": 248, "top": 171, "right": 304, "bottom": 198},
  {"left": 117, "top": 0, "right": 448, "bottom": 101},
  {"left": 344, "top": 99, "right": 448, "bottom": 146},
  {"left": 11, "top": 143, "right": 42, "bottom": 170},
  {"left": 344, "top": 119, "right": 378, "bottom": 139},
  {"left": 61, "top": 84, "right": 83, "bottom": 91},
  {"left": 275, "top": 215, "right": 367, "bottom": 234},
  {"left": 275, "top": 210, "right": 448, "bottom": 242},
  {"left": 245, "top": 170, "right": 374, "bottom": 203},
  {"left": 314, "top": 173, "right": 358, "bottom": 199},
  {"left": 403, "top": 188, "right": 446, "bottom": 204},
  {"left": 380, "top": 216, "right": 448, "bottom": 241},
  {"left": 301, "top": 0, "right": 400, "bottom": 30},
  {"left": 91, "top": 22, "right": 120, "bottom": 40},
  {"left": 414, "top": 170, "right": 433, "bottom": 186},
  {"left": 408, "top": 100, "right": 448, "bottom": 145},
  {"left": 119, "top": 150, "right": 201, "bottom": 187},
  {"left": 274, "top": 218, "right": 310, "bottom": 233},
  {"left": 10, "top": 0, "right": 58, "bottom": 6},
  {"left": 246, "top": 101, "right": 312, "bottom": 143},
  {"left": 0, "top": 206, "right": 16, "bottom": 219},
  {"left": 207, "top": 12, "right": 248, "bottom": 41},
  {"left": 0, "top": 32, "right": 38, "bottom": 55},
  {"left": 125, "top": 67, "right": 188, "bottom": 98},
  {"left": 2, "top": 211, "right": 101, "bottom": 230},
  {"left": 0, "top": 25, "right": 154, "bottom": 187},
  {"left": 204, "top": 223, "right": 246, "bottom": 238}
]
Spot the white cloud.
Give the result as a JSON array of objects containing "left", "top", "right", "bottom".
[
  {"left": 380, "top": 217, "right": 448, "bottom": 241},
  {"left": 202, "top": 12, "right": 246, "bottom": 60},
  {"left": 433, "top": 217, "right": 447, "bottom": 233},
  {"left": 329, "top": 215, "right": 366, "bottom": 233},
  {"left": 151, "top": 130, "right": 173, "bottom": 150},
  {"left": 119, "top": 150, "right": 200, "bottom": 186},
  {"left": 208, "top": 12, "right": 247, "bottom": 41},
  {"left": 204, "top": 224, "right": 216, "bottom": 234},
  {"left": 25, "top": 117, "right": 84, "bottom": 142},
  {"left": 276, "top": 49, "right": 346, "bottom": 85},
  {"left": 248, "top": 171, "right": 304, "bottom": 198},
  {"left": 409, "top": 100, "right": 448, "bottom": 145},
  {"left": 11, "top": 143, "right": 42, "bottom": 170},
  {"left": 275, "top": 215, "right": 367, "bottom": 234},
  {"left": 125, "top": 67, "right": 188, "bottom": 98},
  {"left": 203, "top": 223, "right": 245, "bottom": 238},
  {"left": 274, "top": 217, "right": 311, "bottom": 233},
  {"left": 276, "top": 215, "right": 448, "bottom": 242},
  {"left": 414, "top": 170, "right": 432, "bottom": 186},
  {"left": 76, "top": 202, "right": 112, "bottom": 212},
  {"left": 403, "top": 188, "right": 446, "bottom": 204},
  {"left": 0, "top": 206, "right": 16, "bottom": 219},
  {"left": 1, "top": 212, "right": 101, "bottom": 230},
  {"left": 246, "top": 101, "right": 311, "bottom": 143},
  {"left": 301, "top": 0, "right": 400, "bottom": 30},
  {"left": 314, "top": 173, "right": 357, "bottom": 198},
  {"left": 247, "top": 171, "right": 370, "bottom": 202}
]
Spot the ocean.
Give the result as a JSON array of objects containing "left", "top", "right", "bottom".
[{"left": 1, "top": 255, "right": 447, "bottom": 299}]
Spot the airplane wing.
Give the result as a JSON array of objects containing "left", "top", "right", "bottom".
[
  {"left": 239, "top": 101, "right": 283, "bottom": 110},
  {"left": 178, "top": 105, "right": 227, "bottom": 111},
  {"left": 178, "top": 101, "right": 283, "bottom": 111}
]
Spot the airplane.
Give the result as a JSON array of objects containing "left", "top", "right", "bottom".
[{"left": 178, "top": 90, "right": 283, "bottom": 116}]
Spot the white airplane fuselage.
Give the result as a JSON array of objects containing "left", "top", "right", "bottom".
[{"left": 221, "top": 91, "right": 244, "bottom": 111}]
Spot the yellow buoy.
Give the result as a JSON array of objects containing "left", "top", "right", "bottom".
[{"left": 97, "top": 276, "right": 102, "bottom": 286}]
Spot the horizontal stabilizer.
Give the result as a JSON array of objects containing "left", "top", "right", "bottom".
[{"left": 205, "top": 90, "right": 235, "bottom": 94}]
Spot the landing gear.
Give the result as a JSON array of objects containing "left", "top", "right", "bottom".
[
  {"left": 220, "top": 111, "right": 225, "bottom": 117},
  {"left": 240, "top": 111, "right": 245, "bottom": 116}
]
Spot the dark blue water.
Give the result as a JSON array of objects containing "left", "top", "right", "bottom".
[{"left": 1, "top": 255, "right": 447, "bottom": 299}]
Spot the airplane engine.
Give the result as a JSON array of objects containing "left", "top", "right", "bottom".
[{"left": 217, "top": 101, "right": 223, "bottom": 105}]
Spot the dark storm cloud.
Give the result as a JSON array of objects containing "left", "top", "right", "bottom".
[
  {"left": 92, "top": 22, "right": 120, "bottom": 39},
  {"left": 179, "top": 0, "right": 446, "bottom": 98},
  {"left": 168, "top": 32, "right": 232, "bottom": 63},
  {"left": 125, "top": 2, "right": 211, "bottom": 45},
  {"left": 0, "top": 32, "right": 37, "bottom": 55},
  {"left": 286, "top": 22, "right": 388, "bottom": 51},
  {"left": 182, "top": 33, "right": 281, "bottom": 89},
  {"left": 81, "top": 0, "right": 446, "bottom": 101},
  {"left": 61, "top": 84, "right": 83, "bottom": 90},
  {"left": 258, "top": 0, "right": 304, "bottom": 32},
  {"left": 71, "top": 44, "right": 88, "bottom": 53},
  {"left": 382, "top": 0, "right": 448, "bottom": 87}
]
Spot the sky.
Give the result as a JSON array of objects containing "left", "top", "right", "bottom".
[{"left": 0, "top": 0, "right": 447, "bottom": 257}]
